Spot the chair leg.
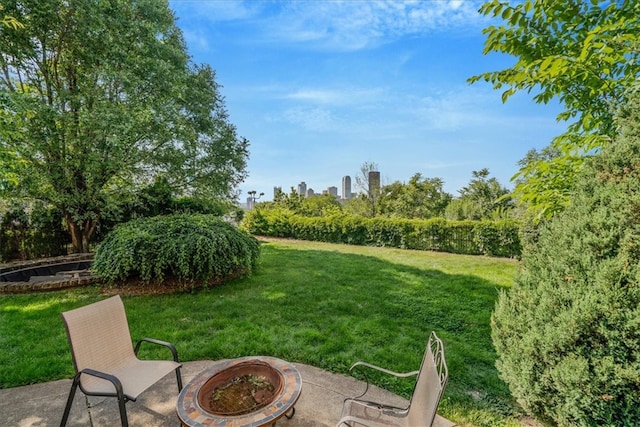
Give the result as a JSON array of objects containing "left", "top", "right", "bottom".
[
  {"left": 176, "top": 366, "right": 183, "bottom": 392},
  {"left": 60, "top": 374, "right": 80, "bottom": 427},
  {"left": 117, "top": 393, "right": 129, "bottom": 427}
]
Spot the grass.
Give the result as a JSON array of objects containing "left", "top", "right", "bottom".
[{"left": 0, "top": 239, "right": 522, "bottom": 426}]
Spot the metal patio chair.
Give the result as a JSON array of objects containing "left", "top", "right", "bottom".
[
  {"left": 60, "top": 295, "right": 183, "bottom": 427},
  {"left": 336, "top": 331, "right": 448, "bottom": 427}
]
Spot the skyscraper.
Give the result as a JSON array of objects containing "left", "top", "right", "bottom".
[
  {"left": 342, "top": 175, "right": 352, "bottom": 200},
  {"left": 298, "top": 181, "right": 307, "bottom": 197},
  {"left": 368, "top": 171, "right": 381, "bottom": 200}
]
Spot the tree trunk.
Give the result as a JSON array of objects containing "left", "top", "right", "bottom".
[{"left": 65, "top": 214, "right": 97, "bottom": 253}]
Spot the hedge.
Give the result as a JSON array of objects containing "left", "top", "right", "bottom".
[{"left": 241, "top": 209, "right": 520, "bottom": 257}]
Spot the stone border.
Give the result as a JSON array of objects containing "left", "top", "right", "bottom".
[{"left": 0, "top": 253, "right": 98, "bottom": 294}]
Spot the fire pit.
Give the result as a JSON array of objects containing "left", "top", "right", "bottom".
[{"left": 177, "top": 356, "right": 302, "bottom": 427}]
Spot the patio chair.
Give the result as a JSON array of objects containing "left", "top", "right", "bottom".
[
  {"left": 60, "top": 295, "right": 183, "bottom": 427},
  {"left": 336, "top": 331, "right": 448, "bottom": 427}
]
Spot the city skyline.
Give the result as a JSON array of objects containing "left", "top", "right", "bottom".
[
  {"left": 247, "top": 175, "right": 355, "bottom": 207},
  {"left": 246, "top": 170, "right": 388, "bottom": 208}
]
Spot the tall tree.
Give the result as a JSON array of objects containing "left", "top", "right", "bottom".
[
  {"left": 470, "top": 0, "right": 640, "bottom": 217},
  {"left": 0, "top": 0, "right": 249, "bottom": 252},
  {"left": 377, "top": 173, "right": 452, "bottom": 219},
  {"left": 446, "top": 169, "right": 512, "bottom": 220}
]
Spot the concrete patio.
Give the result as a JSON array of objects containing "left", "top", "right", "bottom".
[{"left": 0, "top": 360, "right": 456, "bottom": 427}]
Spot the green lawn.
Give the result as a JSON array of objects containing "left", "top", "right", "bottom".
[{"left": 0, "top": 239, "right": 522, "bottom": 426}]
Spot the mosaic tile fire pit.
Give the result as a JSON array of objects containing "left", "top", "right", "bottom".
[{"left": 177, "top": 356, "right": 302, "bottom": 427}]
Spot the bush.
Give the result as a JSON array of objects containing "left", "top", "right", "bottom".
[
  {"left": 0, "top": 202, "right": 69, "bottom": 261},
  {"left": 473, "top": 220, "right": 522, "bottom": 257},
  {"left": 241, "top": 207, "right": 521, "bottom": 257},
  {"left": 93, "top": 214, "right": 260, "bottom": 285},
  {"left": 492, "top": 96, "right": 640, "bottom": 426}
]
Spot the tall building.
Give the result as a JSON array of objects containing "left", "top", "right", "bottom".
[
  {"left": 306, "top": 188, "right": 315, "bottom": 197},
  {"left": 369, "top": 171, "right": 381, "bottom": 200},
  {"left": 298, "top": 181, "right": 307, "bottom": 197},
  {"left": 273, "top": 186, "right": 282, "bottom": 199},
  {"left": 328, "top": 186, "right": 338, "bottom": 197},
  {"left": 342, "top": 175, "right": 352, "bottom": 200}
]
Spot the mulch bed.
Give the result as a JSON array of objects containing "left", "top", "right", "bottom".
[{"left": 99, "top": 271, "right": 244, "bottom": 296}]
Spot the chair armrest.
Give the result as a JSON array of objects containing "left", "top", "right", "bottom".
[
  {"left": 343, "top": 397, "right": 406, "bottom": 414},
  {"left": 336, "top": 415, "right": 373, "bottom": 427},
  {"left": 78, "top": 368, "right": 126, "bottom": 398},
  {"left": 134, "top": 337, "right": 180, "bottom": 362},
  {"left": 349, "top": 361, "right": 419, "bottom": 378},
  {"left": 337, "top": 410, "right": 405, "bottom": 427},
  {"left": 347, "top": 362, "right": 418, "bottom": 403}
]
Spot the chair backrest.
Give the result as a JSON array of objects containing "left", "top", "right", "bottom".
[
  {"left": 407, "top": 331, "right": 448, "bottom": 427},
  {"left": 61, "top": 295, "right": 136, "bottom": 374}
]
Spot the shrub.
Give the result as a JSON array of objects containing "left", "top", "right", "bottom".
[
  {"left": 492, "top": 96, "right": 640, "bottom": 426},
  {"left": 241, "top": 208, "right": 520, "bottom": 257},
  {"left": 0, "top": 202, "right": 69, "bottom": 261},
  {"left": 473, "top": 220, "right": 521, "bottom": 257},
  {"left": 93, "top": 214, "right": 260, "bottom": 285}
]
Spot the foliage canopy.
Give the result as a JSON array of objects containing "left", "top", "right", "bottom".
[
  {"left": 471, "top": 0, "right": 640, "bottom": 217},
  {"left": 0, "top": 0, "right": 249, "bottom": 252},
  {"left": 445, "top": 169, "right": 512, "bottom": 220},
  {"left": 377, "top": 173, "right": 452, "bottom": 219}
]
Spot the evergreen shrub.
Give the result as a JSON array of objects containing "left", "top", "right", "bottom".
[
  {"left": 93, "top": 214, "right": 260, "bottom": 285},
  {"left": 492, "top": 96, "right": 640, "bottom": 426}
]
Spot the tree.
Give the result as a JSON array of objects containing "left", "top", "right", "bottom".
[
  {"left": 377, "top": 173, "right": 452, "bottom": 219},
  {"left": 512, "top": 145, "right": 573, "bottom": 217},
  {"left": 492, "top": 94, "right": 640, "bottom": 426},
  {"left": 470, "top": 0, "right": 640, "bottom": 217},
  {"left": 264, "top": 189, "right": 341, "bottom": 217},
  {"left": 342, "top": 194, "right": 375, "bottom": 218},
  {"left": 354, "top": 161, "right": 380, "bottom": 217},
  {"left": 271, "top": 187, "right": 304, "bottom": 212},
  {"left": 446, "top": 169, "right": 512, "bottom": 220},
  {"left": 0, "top": 0, "right": 248, "bottom": 252},
  {"left": 298, "top": 193, "right": 341, "bottom": 217}
]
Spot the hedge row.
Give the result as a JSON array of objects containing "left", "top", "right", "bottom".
[{"left": 241, "top": 209, "right": 521, "bottom": 257}]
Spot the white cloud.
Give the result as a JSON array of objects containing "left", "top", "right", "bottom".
[
  {"left": 402, "top": 87, "right": 510, "bottom": 131},
  {"left": 179, "top": 28, "right": 210, "bottom": 51},
  {"left": 266, "top": 0, "right": 484, "bottom": 50},
  {"left": 174, "top": 0, "right": 485, "bottom": 51},
  {"left": 284, "top": 87, "right": 384, "bottom": 105},
  {"left": 280, "top": 107, "right": 336, "bottom": 131}
]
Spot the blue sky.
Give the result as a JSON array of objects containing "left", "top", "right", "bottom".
[{"left": 169, "top": 0, "right": 566, "bottom": 202}]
